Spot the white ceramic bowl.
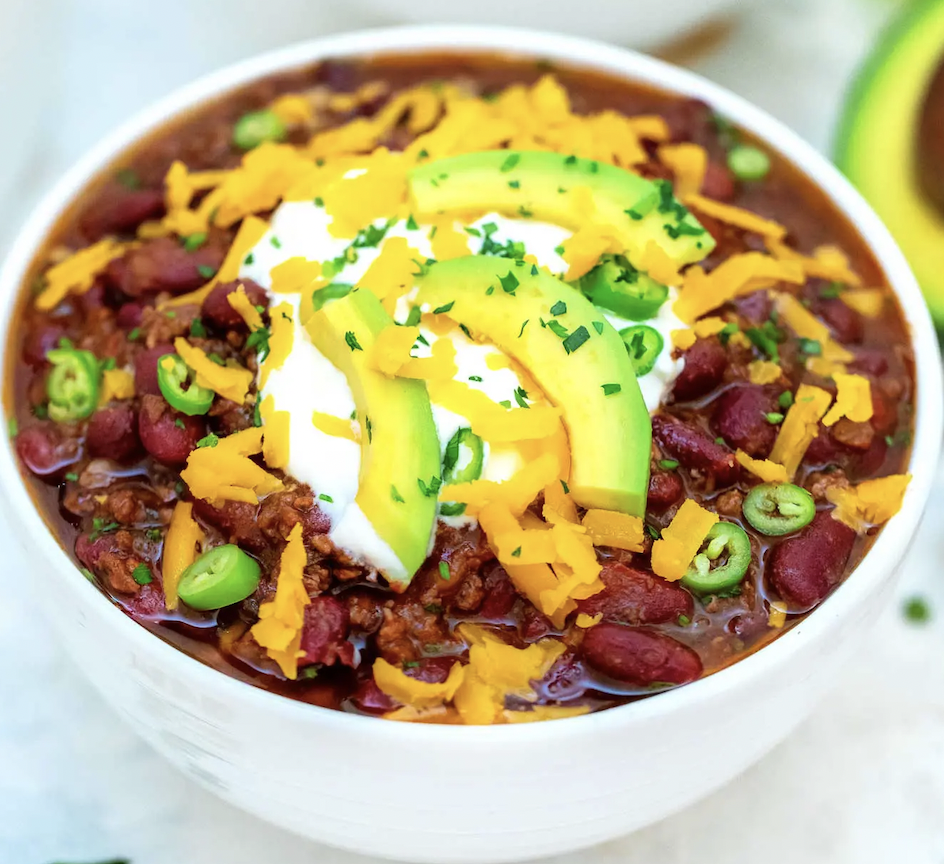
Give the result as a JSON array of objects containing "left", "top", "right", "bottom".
[{"left": 0, "top": 26, "right": 940, "bottom": 864}]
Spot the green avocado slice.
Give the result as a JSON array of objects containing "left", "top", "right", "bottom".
[
  {"left": 835, "top": 0, "right": 944, "bottom": 325},
  {"left": 417, "top": 256, "right": 651, "bottom": 516},
  {"left": 408, "top": 150, "right": 714, "bottom": 271},
  {"left": 305, "top": 289, "right": 440, "bottom": 586}
]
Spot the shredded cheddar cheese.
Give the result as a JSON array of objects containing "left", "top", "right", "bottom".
[
  {"left": 259, "top": 301, "right": 294, "bottom": 389},
  {"left": 35, "top": 239, "right": 127, "bottom": 311},
  {"left": 269, "top": 257, "right": 323, "bottom": 294},
  {"left": 251, "top": 523, "right": 309, "bottom": 679},
  {"left": 440, "top": 452, "right": 560, "bottom": 516},
  {"left": 685, "top": 194, "right": 787, "bottom": 239},
  {"left": 311, "top": 410, "right": 360, "bottom": 442},
  {"left": 735, "top": 450, "right": 789, "bottom": 484},
  {"left": 173, "top": 337, "right": 253, "bottom": 404},
  {"left": 575, "top": 613, "right": 603, "bottom": 629},
  {"left": 658, "top": 143, "right": 707, "bottom": 198},
  {"left": 826, "top": 474, "right": 911, "bottom": 532},
  {"left": 259, "top": 394, "right": 290, "bottom": 469},
  {"left": 822, "top": 373, "right": 873, "bottom": 427},
  {"left": 227, "top": 285, "right": 265, "bottom": 331},
  {"left": 651, "top": 499, "right": 719, "bottom": 583},
  {"left": 840, "top": 288, "right": 885, "bottom": 318},
  {"left": 180, "top": 427, "right": 283, "bottom": 506},
  {"left": 355, "top": 235, "right": 421, "bottom": 313},
  {"left": 581, "top": 509, "right": 645, "bottom": 551},
  {"left": 99, "top": 368, "right": 135, "bottom": 404},
  {"left": 748, "top": 360, "right": 783, "bottom": 385},
  {"left": 161, "top": 501, "right": 205, "bottom": 611},
  {"left": 768, "top": 601, "right": 788, "bottom": 629},
  {"left": 769, "top": 384, "right": 833, "bottom": 478},
  {"left": 374, "top": 658, "right": 465, "bottom": 709}
]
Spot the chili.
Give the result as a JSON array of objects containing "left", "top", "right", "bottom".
[
  {"left": 743, "top": 483, "right": 816, "bottom": 536},
  {"left": 620, "top": 324, "right": 664, "bottom": 376},
  {"left": 177, "top": 544, "right": 261, "bottom": 610},
  {"left": 682, "top": 522, "right": 752, "bottom": 595},
  {"left": 157, "top": 354, "right": 215, "bottom": 416},
  {"left": 45, "top": 348, "right": 101, "bottom": 422}
]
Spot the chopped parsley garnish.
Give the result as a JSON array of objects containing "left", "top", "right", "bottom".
[
  {"left": 402, "top": 660, "right": 420, "bottom": 669},
  {"left": 554, "top": 245, "right": 565, "bottom": 256},
  {"left": 300, "top": 666, "right": 320, "bottom": 679},
  {"left": 550, "top": 300, "right": 567, "bottom": 316},
  {"left": 81, "top": 568, "right": 96, "bottom": 583},
  {"left": 625, "top": 208, "right": 643, "bottom": 221},
  {"left": 658, "top": 459, "right": 679, "bottom": 470},
  {"left": 65, "top": 472, "right": 79, "bottom": 482},
  {"left": 765, "top": 412, "right": 785, "bottom": 425},
  {"left": 189, "top": 318, "right": 207, "bottom": 338},
  {"left": 246, "top": 326, "right": 271, "bottom": 362},
  {"left": 820, "top": 281, "right": 844, "bottom": 299},
  {"left": 438, "top": 560, "right": 451, "bottom": 580},
  {"left": 531, "top": 264, "right": 539, "bottom": 276},
  {"left": 314, "top": 196, "right": 324, "bottom": 207},
  {"left": 418, "top": 475, "right": 442, "bottom": 498},
  {"left": 778, "top": 391, "right": 794, "bottom": 410},
  {"left": 500, "top": 153, "right": 521, "bottom": 172},
  {"left": 517, "top": 205, "right": 533, "bottom": 218},
  {"left": 508, "top": 180, "right": 520, "bottom": 189},
  {"left": 404, "top": 305, "right": 422, "bottom": 327},
  {"left": 469, "top": 375, "right": 483, "bottom": 382},
  {"left": 459, "top": 323, "right": 472, "bottom": 338},
  {"left": 464, "top": 226, "right": 481, "bottom": 237},
  {"left": 417, "top": 148, "right": 429, "bottom": 160},
  {"left": 244, "top": 252, "right": 255, "bottom": 265},
  {"left": 89, "top": 517, "right": 119, "bottom": 542},
  {"left": 182, "top": 232, "right": 207, "bottom": 252},
  {"left": 208, "top": 352, "right": 225, "bottom": 365},
  {"left": 406, "top": 214, "right": 418, "bottom": 230},
  {"left": 797, "top": 337, "right": 822, "bottom": 356},
  {"left": 270, "top": 236, "right": 282, "bottom": 249},
  {"left": 678, "top": 614, "right": 691, "bottom": 627},
  {"left": 562, "top": 325, "right": 590, "bottom": 354},
  {"left": 546, "top": 320, "right": 569, "bottom": 339},
  {"left": 253, "top": 401, "right": 262, "bottom": 427},
  {"left": 416, "top": 333, "right": 429, "bottom": 347},
  {"left": 645, "top": 524, "right": 662, "bottom": 540},
  {"left": 196, "top": 433, "right": 219, "bottom": 448},
  {"left": 164, "top": 311, "right": 176, "bottom": 320},
  {"left": 353, "top": 222, "right": 391, "bottom": 249},
  {"left": 745, "top": 322, "right": 783, "bottom": 361},
  {"left": 563, "top": 155, "right": 578, "bottom": 165},
  {"left": 560, "top": 479, "right": 570, "bottom": 494},
  {"left": 33, "top": 403, "right": 48, "bottom": 420},
  {"left": 432, "top": 301, "right": 454, "bottom": 315},
  {"left": 499, "top": 400, "right": 512, "bottom": 408},
  {"left": 146, "top": 528, "right": 162, "bottom": 542},
  {"left": 518, "top": 319, "right": 529, "bottom": 338},
  {"left": 514, "top": 386, "right": 529, "bottom": 408},
  {"left": 499, "top": 272, "right": 519, "bottom": 294},
  {"left": 174, "top": 418, "right": 185, "bottom": 429},
  {"left": 715, "top": 436, "right": 726, "bottom": 446},
  {"left": 344, "top": 331, "right": 363, "bottom": 351},
  {"left": 592, "top": 321, "right": 604, "bottom": 335},
  {"left": 127, "top": 327, "right": 141, "bottom": 342},
  {"left": 197, "top": 265, "right": 217, "bottom": 280},
  {"left": 485, "top": 285, "right": 495, "bottom": 296},
  {"left": 365, "top": 416, "right": 372, "bottom": 443},
  {"left": 601, "top": 383, "right": 621, "bottom": 396},
  {"left": 391, "top": 485, "right": 405, "bottom": 503},
  {"left": 319, "top": 493, "right": 334, "bottom": 503},
  {"left": 132, "top": 564, "right": 153, "bottom": 585},
  {"left": 428, "top": 225, "right": 438, "bottom": 239},
  {"left": 511, "top": 547, "right": 522, "bottom": 557},
  {"left": 903, "top": 596, "right": 931, "bottom": 624}
]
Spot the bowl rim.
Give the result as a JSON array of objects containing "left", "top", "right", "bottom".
[{"left": 1, "top": 23, "right": 940, "bottom": 741}]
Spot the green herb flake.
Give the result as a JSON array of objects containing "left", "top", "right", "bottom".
[
  {"left": 127, "top": 327, "right": 141, "bottom": 342},
  {"left": 164, "top": 311, "right": 177, "bottom": 320},
  {"left": 314, "top": 196, "right": 324, "bottom": 207},
  {"left": 601, "top": 383, "right": 621, "bottom": 396},
  {"left": 402, "top": 660, "right": 420, "bottom": 669},
  {"left": 197, "top": 264, "right": 217, "bottom": 280},
  {"left": 464, "top": 226, "right": 481, "bottom": 237},
  {"left": 514, "top": 386, "right": 529, "bottom": 408},
  {"left": 797, "top": 337, "right": 822, "bottom": 356},
  {"left": 530, "top": 264, "right": 539, "bottom": 276},
  {"left": 418, "top": 475, "right": 442, "bottom": 498},
  {"left": 550, "top": 300, "right": 567, "bottom": 316},
  {"left": 132, "top": 564, "right": 153, "bottom": 586},
  {"left": 765, "top": 412, "right": 785, "bottom": 425},
  {"left": 592, "top": 321, "right": 604, "bottom": 335},
  {"left": 645, "top": 524, "right": 662, "bottom": 540},
  {"left": 89, "top": 517, "right": 120, "bottom": 542},
  {"left": 459, "top": 323, "right": 472, "bottom": 338},
  {"left": 270, "top": 235, "right": 282, "bottom": 249},
  {"left": 432, "top": 301, "right": 455, "bottom": 315},
  {"left": 196, "top": 433, "right": 219, "bottom": 449},
  {"left": 517, "top": 205, "right": 533, "bottom": 218},
  {"left": 546, "top": 320, "right": 569, "bottom": 339},
  {"left": 244, "top": 252, "right": 255, "bottom": 266},
  {"left": 253, "top": 401, "right": 262, "bottom": 427},
  {"left": 658, "top": 459, "right": 679, "bottom": 471},
  {"left": 246, "top": 326, "right": 271, "bottom": 363},
  {"left": 903, "top": 596, "right": 931, "bottom": 625},
  {"left": 499, "top": 272, "right": 519, "bottom": 295},
  {"left": 678, "top": 614, "right": 691, "bottom": 627},
  {"left": 319, "top": 493, "right": 334, "bottom": 503},
  {"left": 511, "top": 547, "right": 522, "bottom": 558},
  {"left": 81, "top": 567, "right": 96, "bottom": 583},
  {"left": 300, "top": 666, "right": 319, "bottom": 679},
  {"left": 562, "top": 325, "right": 590, "bottom": 354},
  {"left": 208, "top": 352, "right": 225, "bottom": 366},
  {"left": 820, "top": 281, "right": 844, "bottom": 299},
  {"left": 715, "top": 436, "right": 726, "bottom": 446},
  {"left": 65, "top": 471, "right": 79, "bottom": 482},
  {"left": 405, "top": 214, "right": 419, "bottom": 230},
  {"left": 778, "top": 391, "right": 794, "bottom": 410},
  {"left": 189, "top": 318, "right": 207, "bottom": 338},
  {"left": 469, "top": 375, "right": 483, "bottom": 382},
  {"left": 564, "top": 155, "right": 578, "bottom": 165},
  {"left": 146, "top": 528, "right": 162, "bottom": 542},
  {"left": 518, "top": 319, "right": 529, "bottom": 338},
  {"left": 560, "top": 479, "right": 570, "bottom": 494},
  {"left": 499, "top": 400, "right": 512, "bottom": 409},
  {"left": 391, "top": 485, "right": 405, "bottom": 503},
  {"left": 182, "top": 232, "right": 207, "bottom": 252},
  {"left": 485, "top": 285, "right": 495, "bottom": 296},
  {"left": 438, "top": 560, "right": 451, "bottom": 580},
  {"left": 508, "top": 180, "right": 521, "bottom": 189},
  {"left": 344, "top": 331, "right": 363, "bottom": 352},
  {"left": 500, "top": 153, "right": 521, "bottom": 172},
  {"left": 365, "top": 416, "right": 372, "bottom": 443},
  {"left": 554, "top": 244, "right": 565, "bottom": 256}
]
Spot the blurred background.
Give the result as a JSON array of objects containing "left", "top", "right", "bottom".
[{"left": 5, "top": 0, "right": 944, "bottom": 862}]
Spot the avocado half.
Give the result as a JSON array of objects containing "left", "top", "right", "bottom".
[{"left": 835, "top": 0, "right": 944, "bottom": 325}]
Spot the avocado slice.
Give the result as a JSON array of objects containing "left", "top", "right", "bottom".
[
  {"left": 835, "top": 0, "right": 944, "bottom": 325},
  {"left": 408, "top": 150, "right": 714, "bottom": 272},
  {"left": 417, "top": 256, "right": 651, "bottom": 516},
  {"left": 305, "top": 289, "right": 440, "bottom": 586}
]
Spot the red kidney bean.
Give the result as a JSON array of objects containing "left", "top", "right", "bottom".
[
  {"left": 672, "top": 338, "right": 727, "bottom": 402},
  {"left": 849, "top": 348, "right": 888, "bottom": 378},
  {"left": 105, "top": 237, "right": 225, "bottom": 297},
  {"left": 192, "top": 497, "right": 266, "bottom": 553},
  {"left": 75, "top": 532, "right": 120, "bottom": 570},
  {"left": 15, "top": 423, "right": 80, "bottom": 476},
  {"left": 137, "top": 394, "right": 206, "bottom": 466},
  {"left": 652, "top": 413, "right": 738, "bottom": 485},
  {"left": 804, "top": 424, "right": 844, "bottom": 465},
  {"left": 813, "top": 297, "right": 864, "bottom": 344},
  {"left": 768, "top": 510, "right": 856, "bottom": 610},
  {"left": 122, "top": 583, "right": 168, "bottom": 619},
  {"left": 299, "top": 596, "right": 356, "bottom": 668},
  {"left": 78, "top": 281, "right": 107, "bottom": 314},
  {"left": 701, "top": 161, "right": 735, "bottom": 201},
  {"left": 647, "top": 469, "right": 684, "bottom": 510},
  {"left": 350, "top": 679, "right": 397, "bottom": 714},
  {"left": 479, "top": 564, "right": 518, "bottom": 620},
  {"left": 86, "top": 405, "right": 140, "bottom": 462},
  {"left": 535, "top": 654, "right": 587, "bottom": 701},
  {"left": 734, "top": 289, "right": 773, "bottom": 325},
  {"left": 849, "top": 435, "right": 888, "bottom": 480},
  {"left": 711, "top": 385, "right": 778, "bottom": 457},
  {"left": 116, "top": 301, "right": 145, "bottom": 330},
  {"left": 581, "top": 623, "right": 703, "bottom": 686},
  {"left": 22, "top": 322, "right": 65, "bottom": 367},
  {"left": 520, "top": 605, "right": 553, "bottom": 641},
  {"left": 80, "top": 185, "right": 166, "bottom": 241},
  {"left": 577, "top": 561, "right": 694, "bottom": 625},
  {"left": 201, "top": 279, "right": 268, "bottom": 330},
  {"left": 133, "top": 343, "right": 175, "bottom": 396}
]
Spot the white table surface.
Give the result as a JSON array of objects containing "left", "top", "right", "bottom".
[{"left": 5, "top": 0, "right": 944, "bottom": 861}]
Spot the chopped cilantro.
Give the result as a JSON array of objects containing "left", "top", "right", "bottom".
[
  {"left": 391, "top": 485, "right": 405, "bottom": 503},
  {"left": 196, "top": 433, "right": 219, "bottom": 448},
  {"left": 182, "top": 232, "right": 207, "bottom": 252},
  {"left": 546, "top": 320, "right": 569, "bottom": 339},
  {"left": 765, "top": 412, "right": 785, "bottom": 425},
  {"left": 562, "top": 325, "right": 590, "bottom": 354},
  {"left": 550, "top": 300, "right": 567, "bottom": 316},
  {"left": 678, "top": 614, "right": 691, "bottom": 627},
  {"left": 903, "top": 596, "right": 931, "bottom": 624},
  {"left": 402, "top": 660, "right": 420, "bottom": 669},
  {"left": 132, "top": 564, "right": 153, "bottom": 585},
  {"left": 464, "top": 226, "right": 481, "bottom": 237},
  {"left": 514, "top": 386, "right": 529, "bottom": 408},
  {"left": 406, "top": 214, "right": 418, "bottom": 230},
  {"left": 508, "top": 180, "right": 521, "bottom": 189},
  {"left": 797, "top": 337, "right": 822, "bottom": 356},
  {"left": 127, "top": 327, "right": 141, "bottom": 342},
  {"left": 64, "top": 471, "right": 79, "bottom": 482},
  {"left": 197, "top": 265, "right": 217, "bottom": 279},
  {"left": 511, "top": 547, "right": 522, "bottom": 558},
  {"left": 246, "top": 326, "right": 271, "bottom": 362},
  {"left": 517, "top": 205, "right": 533, "bottom": 218},
  {"left": 146, "top": 528, "right": 162, "bottom": 542},
  {"left": 81, "top": 568, "right": 96, "bottom": 583},
  {"left": 253, "top": 401, "right": 262, "bottom": 427},
  {"left": 404, "top": 305, "right": 422, "bottom": 327},
  {"left": 433, "top": 301, "right": 455, "bottom": 315},
  {"left": 270, "top": 236, "right": 282, "bottom": 249},
  {"left": 469, "top": 375, "right": 483, "bottom": 382},
  {"left": 89, "top": 517, "right": 119, "bottom": 542},
  {"left": 319, "top": 493, "right": 334, "bottom": 503},
  {"left": 344, "top": 331, "right": 363, "bottom": 352},
  {"left": 518, "top": 319, "right": 529, "bottom": 338},
  {"left": 592, "top": 321, "right": 604, "bottom": 335},
  {"left": 189, "top": 318, "right": 207, "bottom": 338},
  {"left": 499, "top": 400, "right": 512, "bottom": 408},
  {"left": 244, "top": 252, "right": 255, "bottom": 265},
  {"left": 365, "top": 416, "right": 372, "bottom": 443},
  {"left": 300, "top": 666, "right": 320, "bottom": 679},
  {"left": 424, "top": 603, "right": 444, "bottom": 615},
  {"left": 314, "top": 196, "right": 324, "bottom": 207},
  {"left": 601, "top": 383, "right": 621, "bottom": 396},
  {"left": 820, "top": 281, "right": 844, "bottom": 299},
  {"left": 438, "top": 560, "right": 451, "bottom": 580},
  {"left": 353, "top": 222, "right": 391, "bottom": 249},
  {"left": 174, "top": 418, "right": 185, "bottom": 430},
  {"left": 459, "top": 323, "right": 472, "bottom": 338},
  {"left": 499, "top": 272, "right": 519, "bottom": 294},
  {"left": 645, "top": 524, "right": 662, "bottom": 540},
  {"left": 500, "top": 153, "right": 521, "bottom": 172},
  {"left": 560, "top": 479, "right": 570, "bottom": 494},
  {"left": 418, "top": 475, "right": 442, "bottom": 498},
  {"left": 778, "top": 390, "right": 794, "bottom": 410}
]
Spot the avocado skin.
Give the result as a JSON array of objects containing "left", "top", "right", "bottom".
[
  {"left": 417, "top": 256, "right": 651, "bottom": 516},
  {"left": 835, "top": 0, "right": 944, "bottom": 325},
  {"left": 305, "top": 289, "right": 440, "bottom": 585},
  {"left": 408, "top": 150, "right": 714, "bottom": 271}
]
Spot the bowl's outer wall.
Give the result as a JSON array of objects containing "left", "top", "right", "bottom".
[{"left": 0, "top": 26, "right": 940, "bottom": 864}]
